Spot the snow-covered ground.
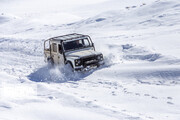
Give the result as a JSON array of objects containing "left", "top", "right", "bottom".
[{"left": 0, "top": 0, "right": 180, "bottom": 120}]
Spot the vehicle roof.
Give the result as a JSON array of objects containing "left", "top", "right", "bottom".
[{"left": 50, "top": 33, "right": 89, "bottom": 41}]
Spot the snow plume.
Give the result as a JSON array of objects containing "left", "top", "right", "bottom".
[{"left": 28, "top": 65, "right": 92, "bottom": 83}]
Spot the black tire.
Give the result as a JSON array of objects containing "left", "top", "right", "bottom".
[
  {"left": 66, "top": 62, "right": 74, "bottom": 72},
  {"left": 47, "top": 57, "right": 54, "bottom": 66},
  {"left": 97, "top": 65, "right": 100, "bottom": 68}
]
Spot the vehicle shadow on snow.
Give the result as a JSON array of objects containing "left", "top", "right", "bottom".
[{"left": 28, "top": 65, "right": 96, "bottom": 83}]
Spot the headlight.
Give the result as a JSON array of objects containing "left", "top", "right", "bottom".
[
  {"left": 75, "top": 59, "right": 81, "bottom": 66},
  {"left": 97, "top": 54, "right": 103, "bottom": 61}
]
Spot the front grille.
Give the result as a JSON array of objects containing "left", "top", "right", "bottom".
[{"left": 81, "top": 55, "right": 98, "bottom": 66}]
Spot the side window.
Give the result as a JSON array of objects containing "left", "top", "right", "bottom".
[
  {"left": 52, "top": 43, "right": 57, "bottom": 52},
  {"left": 79, "top": 40, "right": 83, "bottom": 44},
  {"left": 83, "top": 39, "right": 90, "bottom": 47}
]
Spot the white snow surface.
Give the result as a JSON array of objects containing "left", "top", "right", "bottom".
[{"left": 0, "top": 0, "right": 180, "bottom": 120}]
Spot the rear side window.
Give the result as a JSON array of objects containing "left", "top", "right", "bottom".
[{"left": 52, "top": 43, "right": 57, "bottom": 52}]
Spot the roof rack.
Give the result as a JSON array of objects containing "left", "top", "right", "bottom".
[{"left": 50, "top": 33, "right": 88, "bottom": 41}]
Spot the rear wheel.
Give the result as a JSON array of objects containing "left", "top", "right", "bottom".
[{"left": 47, "top": 57, "right": 54, "bottom": 66}]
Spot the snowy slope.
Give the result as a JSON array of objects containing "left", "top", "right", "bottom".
[{"left": 0, "top": 0, "right": 180, "bottom": 120}]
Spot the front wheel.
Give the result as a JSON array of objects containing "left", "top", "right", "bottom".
[{"left": 65, "top": 62, "right": 74, "bottom": 72}]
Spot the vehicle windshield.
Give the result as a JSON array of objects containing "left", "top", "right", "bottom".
[{"left": 63, "top": 38, "right": 91, "bottom": 52}]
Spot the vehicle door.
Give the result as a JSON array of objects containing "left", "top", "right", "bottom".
[{"left": 51, "top": 43, "right": 59, "bottom": 64}]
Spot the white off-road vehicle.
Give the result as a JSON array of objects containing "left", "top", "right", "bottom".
[{"left": 44, "top": 33, "right": 104, "bottom": 71}]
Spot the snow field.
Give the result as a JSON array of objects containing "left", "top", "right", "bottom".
[{"left": 0, "top": 0, "right": 180, "bottom": 120}]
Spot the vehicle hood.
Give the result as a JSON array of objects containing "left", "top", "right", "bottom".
[{"left": 65, "top": 49, "right": 101, "bottom": 58}]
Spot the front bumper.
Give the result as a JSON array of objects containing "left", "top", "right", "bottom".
[{"left": 74, "top": 60, "right": 104, "bottom": 71}]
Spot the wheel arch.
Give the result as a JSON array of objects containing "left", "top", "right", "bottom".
[{"left": 66, "top": 60, "right": 74, "bottom": 69}]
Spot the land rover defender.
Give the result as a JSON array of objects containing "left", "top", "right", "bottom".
[{"left": 44, "top": 33, "right": 104, "bottom": 71}]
